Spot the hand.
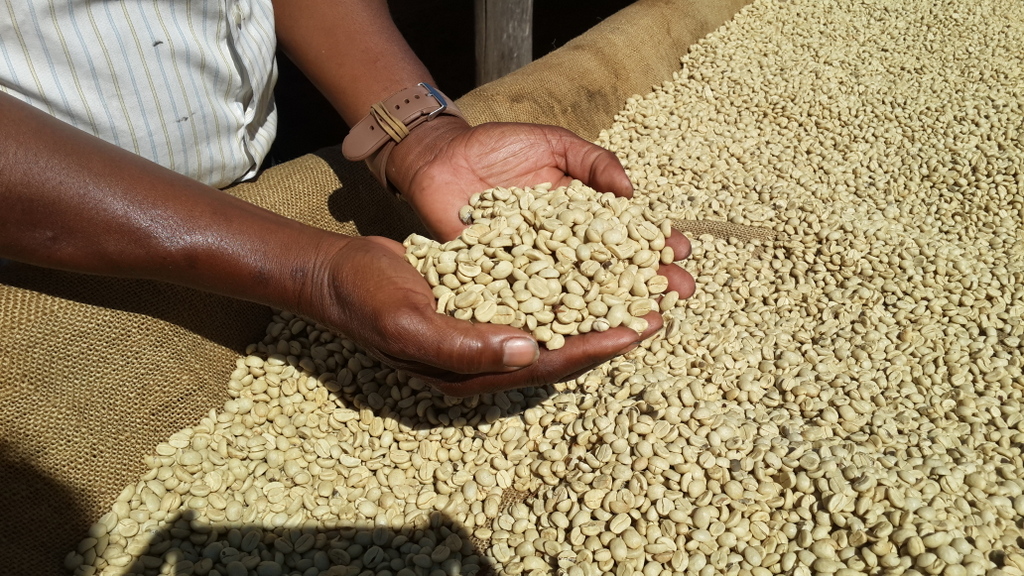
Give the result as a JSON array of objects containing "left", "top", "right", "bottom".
[
  {"left": 340, "top": 117, "right": 696, "bottom": 396},
  {"left": 387, "top": 117, "right": 696, "bottom": 298},
  {"left": 302, "top": 234, "right": 671, "bottom": 397}
]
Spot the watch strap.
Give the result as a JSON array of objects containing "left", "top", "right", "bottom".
[{"left": 342, "top": 83, "right": 465, "bottom": 192}]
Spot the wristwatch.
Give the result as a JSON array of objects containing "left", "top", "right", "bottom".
[{"left": 342, "top": 82, "right": 465, "bottom": 194}]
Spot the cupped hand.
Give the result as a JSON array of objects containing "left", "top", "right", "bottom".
[
  {"left": 303, "top": 234, "right": 669, "bottom": 396},
  {"left": 386, "top": 117, "right": 695, "bottom": 298}
]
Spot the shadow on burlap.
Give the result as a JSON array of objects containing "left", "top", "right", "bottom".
[{"left": 0, "top": 0, "right": 754, "bottom": 573}]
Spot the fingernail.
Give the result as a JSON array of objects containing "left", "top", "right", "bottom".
[
  {"left": 617, "top": 341, "right": 640, "bottom": 356},
  {"left": 503, "top": 337, "right": 539, "bottom": 368}
]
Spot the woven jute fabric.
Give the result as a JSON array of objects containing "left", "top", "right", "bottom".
[
  {"left": 0, "top": 1, "right": 753, "bottom": 574},
  {"left": 673, "top": 219, "right": 777, "bottom": 244},
  {"left": 0, "top": 268, "right": 269, "bottom": 573}
]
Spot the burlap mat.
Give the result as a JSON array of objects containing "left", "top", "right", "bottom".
[{"left": 0, "top": 1, "right": 753, "bottom": 573}]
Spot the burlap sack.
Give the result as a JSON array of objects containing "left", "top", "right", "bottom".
[
  {"left": 0, "top": 1, "right": 752, "bottom": 573},
  {"left": 459, "top": 0, "right": 754, "bottom": 141}
]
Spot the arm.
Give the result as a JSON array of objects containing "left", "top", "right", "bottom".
[
  {"left": 0, "top": 91, "right": 314, "bottom": 309},
  {"left": 0, "top": 92, "right": 661, "bottom": 396},
  {"left": 0, "top": 93, "right": 526, "bottom": 386},
  {"left": 271, "top": 0, "right": 435, "bottom": 127}
]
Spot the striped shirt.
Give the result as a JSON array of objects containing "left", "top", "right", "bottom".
[{"left": 0, "top": 0, "right": 278, "bottom": 189}]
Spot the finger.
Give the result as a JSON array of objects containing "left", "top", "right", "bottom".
[
  {"left": 659, "top": 262, "right": 696, "bottom": 299},
  {"left": 423, "top": 316, "right": 664, "bottom": 397},
  {"left": 380, "top": 310, "right": 542, "bottom": 375},
  {"left": 666, "top": 229, "right": 692, "bottom": 260},
  {"left": 659, "top": 230, "right": 694, "bottom": 298},
  {"left": 552, "top": 130, "right": 634, "bottom": 198}
]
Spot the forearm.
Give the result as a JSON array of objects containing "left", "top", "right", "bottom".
[
  {"left": 272, "top": 0, "right": 436, "bottom": 126},
  {"left": 0, "top": 92, "right": 340, "bottom": 315}
]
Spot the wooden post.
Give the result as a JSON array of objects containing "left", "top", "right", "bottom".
[{"left": 475, "top": 0, "right": 533, "bottom": 86}]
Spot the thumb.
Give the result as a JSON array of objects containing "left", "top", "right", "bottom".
[
  {"left": 389, "top": 309, "right": 540, "bottom": 375},
  {"left": 583, "top": 147, "right": 635, "bottom": 199},
  {"left": 555, "top": 131, "right": 634, "bottom": 198}
]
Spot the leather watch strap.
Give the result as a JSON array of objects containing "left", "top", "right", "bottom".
[{"left": 342, "top": 83, "right": 465, "bottom": 193}]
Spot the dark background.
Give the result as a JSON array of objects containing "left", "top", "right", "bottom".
[{"left": 270, "top": 0, "right": 633, "bottom": 162}]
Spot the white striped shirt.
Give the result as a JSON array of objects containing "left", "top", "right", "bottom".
[{"left": 1, "top": 0, "right": 278, "bottom": 188}]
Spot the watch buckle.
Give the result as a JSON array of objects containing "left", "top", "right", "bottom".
[{"left": 419, "top": 82, "right": 448, "bottom": 120}]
